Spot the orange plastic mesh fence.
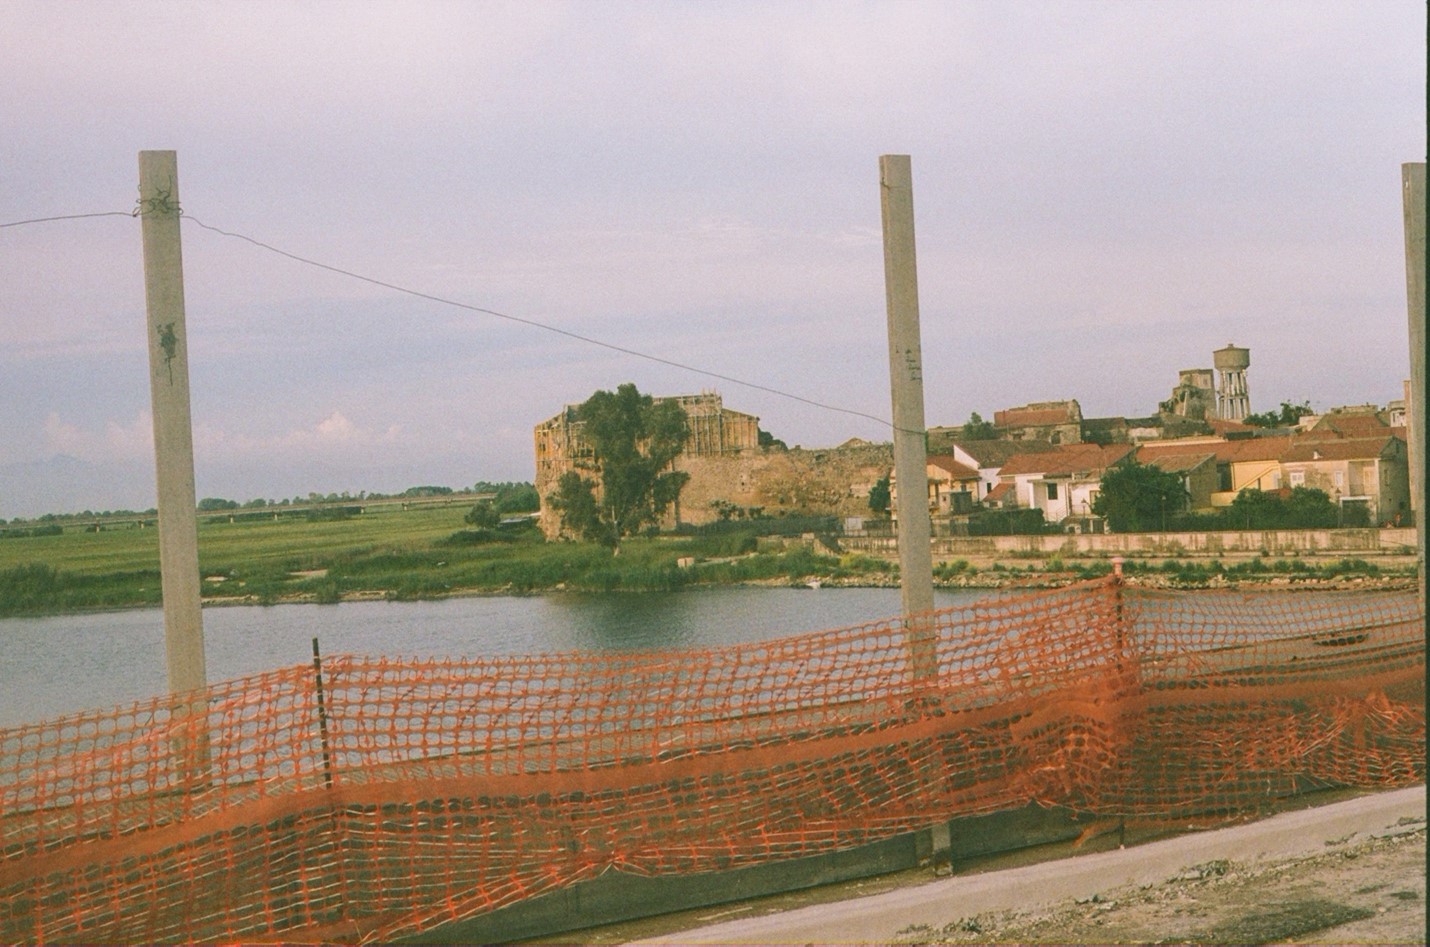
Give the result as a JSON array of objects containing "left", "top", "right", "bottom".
[{"left": 1, "top": 577, "right": 1422, "bottom": 943}]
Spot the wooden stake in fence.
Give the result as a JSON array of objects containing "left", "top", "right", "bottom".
[
  {"left": 138, "top": 151, "right": 208, "bottom": 703},
  {"left": 1401, "top": 163, "right": 1425, "bottom": 601},
  {"left": 312, "top": 637, "right": 334, "bottom": 788},
  {"left": 879, "top": 155, "right": 937, "bottom": 683}
]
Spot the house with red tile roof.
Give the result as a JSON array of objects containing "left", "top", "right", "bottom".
[
  {"left": 945, "top": 438, "right": 1058, "bottom": 500},
  {"left": 1138, "top": 435, "right": 1293, "bottom": 505},
  {"left": 1138, "top": 450, "right": 1219, "bottom": 512},
  {"left": 993, "top": 400, "right": 1083, "bottom": 444},
  {"left": 995, "top": 443, "right": 1135, "bottom": 524},
  {"left": 925, "top": 455, "right": 982, "bottom": 515},
  {"left": 1280, "top": 435, "right": 1409, "bottom": 524},
  {"left": 1300, "top": 410, "right": 1395, "bottom": 441}
]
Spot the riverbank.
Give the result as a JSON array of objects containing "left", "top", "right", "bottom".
[{"left": 0, "top": 507, "right": 1417, "bottom": 618}]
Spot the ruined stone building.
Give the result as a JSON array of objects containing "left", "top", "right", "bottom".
[
  {"left": 1159, "top": 346, "right": 1253, "bottom": 423},
  {"left": 1161, "top": 368, "right": 1217, "bottom": 420},
  {"left": 535, "top": 391, "right": 887, "bottom": 536},
  {"left": 993, "top": 400, "right": 1084, "bottom": 443},
  {"left": 534, "top": 391, "right": 761, "bottom": 535}
]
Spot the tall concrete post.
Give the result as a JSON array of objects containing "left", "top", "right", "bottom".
[
  {"left": 1402, "top": 163, "right": 1425, "bottom": 597},
  {"left": 879, "top": 155, "right": 937, "bottom": 683},
  {"left": 138, "top": 150, "right": 208, "bottom": 701}
]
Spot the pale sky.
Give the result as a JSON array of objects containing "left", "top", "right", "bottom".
[{"left": 2, "top": 1, "right": 1425, "bottom": 519}]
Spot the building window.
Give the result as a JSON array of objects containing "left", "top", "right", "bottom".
[
  {"left": 1290, "top": 470, "right": 1305, "bottom": 487},
  {"left": 1046, "top": 482, "right": 1059, "bottom": 500}
]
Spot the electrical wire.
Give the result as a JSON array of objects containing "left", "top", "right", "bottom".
[
  {"left": 0, "top": 211, "right": 135, "bottom": 229},
  {"left": 4, "top": 207, "right": 909, "bottom": 433}
]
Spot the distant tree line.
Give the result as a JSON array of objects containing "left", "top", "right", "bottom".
[
  {"left": 7, "top": 482, "right": 543, "bottom": 527},
  {"left": 1243, "top": 400, "right": 1314, "bottom": 429}
]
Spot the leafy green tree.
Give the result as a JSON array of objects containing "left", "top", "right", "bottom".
[
  {"left": 1244, "top": 400, "right": 1314, "bottom": 429},
  {"left": 464, "top": 501, "right": 500, "bottom": 529},
  {"left": 963, "top": 412, "right": 997, "bottom": 440},
  {"left": 868, "top": 475, "right": 891, "bottom": 515},
  {"left": 493, "top": 483, "right": 540, "bottom": 514},
  {"left": 546, "top": 383, "right": 690, "bottom": 553},
  {"left": 1228, "top": 487, "right": 1286, "bottom": 529},
  {"left": 198, "top": 497, "right": 239, "bottom": 511},
  {"left": 1283, "top": 486, "right": 1340, "bottom": 528},
  {"left": 1093, "top": 459, "right": 1189, "bottom": 532},
  {"left": 758, "top": 428, "right": 787, "bottom": 450},
  {"left": 1227, "top": 485, "right": 1339, "bottom": 529}
]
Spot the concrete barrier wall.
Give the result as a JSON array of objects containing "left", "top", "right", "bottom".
[{"left": 842, "top": 528, "right": 1418, "bottom": 559}]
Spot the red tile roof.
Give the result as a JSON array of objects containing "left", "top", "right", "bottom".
[
  {"left": 1141, "top": 451, "right": 1216, "bottom": 473},
  {"left": 927, "top": 455, "right": 980, "bottom": 480},
  {"left": 1304, "top": 414, "right": 1392, "bottom": 439},
  {"left": 995, "top": 408, "right": 1077, "bottom": 428},
  {"left": 1207, "top": 418, "right": 1258, "bottom": 435},
  {"left": 1281, "top": 436, "right": 1399, "bottom": 463},
  {"left": 985, "top": 482, "right": 1014, "bottom": 503},
  {"left": 953, "top": 439, "right": 1057, "bottom": 466},
  {"left": 1139, "top": 435, "right": 1292, "bottom": 465},
  {"left": 998, "top": 443, "right": 1134, "bottom": 477}
]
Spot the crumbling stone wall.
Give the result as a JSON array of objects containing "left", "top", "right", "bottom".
[{"left": 673, "top": 443, "right": 893, "bottom": 526}]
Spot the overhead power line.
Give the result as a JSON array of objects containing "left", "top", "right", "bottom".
[
  {"left": 3, "top": 207, "right": 907, "bottom": 433},
  {"left": 0, "top": 211, "right": 135, "bottom": 228}
]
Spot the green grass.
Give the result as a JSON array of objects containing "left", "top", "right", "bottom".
[
  {"left": 0, "top": 507, "right": 859, "bottom": 616},
  {"left": 1, "top": 507, "right": 1411, "bottom": 617}
]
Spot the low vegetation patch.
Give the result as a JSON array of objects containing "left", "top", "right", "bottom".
[{"left": 0, "top": 498, "right": 1413, "bottom": 617}]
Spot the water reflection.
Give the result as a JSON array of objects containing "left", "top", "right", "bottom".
[{"left": 0, "top": 587, "right": 973, "bottom": 727}]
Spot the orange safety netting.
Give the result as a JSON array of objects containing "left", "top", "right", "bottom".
[{"left": 1, "top": 576, "right": 1423, "bottom": 943}]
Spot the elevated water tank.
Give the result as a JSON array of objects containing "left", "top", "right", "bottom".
[{"left": 1213, "top": 343, "right": 1251, "bottom": 421}]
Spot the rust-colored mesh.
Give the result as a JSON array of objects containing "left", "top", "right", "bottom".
[{"left": 2, "top": 577, "right": 1422, "bottom": 943}]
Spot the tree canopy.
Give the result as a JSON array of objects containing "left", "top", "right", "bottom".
[
  {"left": 1243, "top": 400, "right": 1314, "bottom": 429},
  {"left": 1092, "top": 459, "right": 1189, "bottom": 532},
  {"left": 962, "top": 412, "right": 998, "bottom": 440},
  {"left": 867, "top": 475, "right": 891, "bottom": 515},
  {"left": 547, "top": 384, "right": 690, "bottom": 552},
  {"left": 1228, "top": 485, "right": 1351, "bottom": 529}
]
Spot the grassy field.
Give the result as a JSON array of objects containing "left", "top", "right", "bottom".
[{"left": 0, "top": 505, "right": 854, "bottom": 616}]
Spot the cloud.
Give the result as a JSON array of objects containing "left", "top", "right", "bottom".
[
  {"left": 190, "top": 410, "right": 402, "bottom": 461},
  {"left": 42, "top": 411, "right": 153, "bottom": 463},
  {"left": 1, "top": 1, "right": 1422, "bottom": 517}
]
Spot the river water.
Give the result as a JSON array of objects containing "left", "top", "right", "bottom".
[{"left": 0, "top": 587, "right": 989, "bottom": 729}]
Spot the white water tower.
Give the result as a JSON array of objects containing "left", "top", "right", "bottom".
[{"left": 1214, "top": 343, "right": 1251, "bottom": 421}]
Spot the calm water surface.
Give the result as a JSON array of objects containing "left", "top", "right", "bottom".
[{"left": 0, "top": 587, "right": 986, "bottom": 728}]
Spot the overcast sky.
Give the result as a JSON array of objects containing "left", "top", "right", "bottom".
[{"left": 1, "top": 1, "right": 1424, "bottom": 519}]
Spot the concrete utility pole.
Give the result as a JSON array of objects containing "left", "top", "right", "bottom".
[
  {"left": 879, "top": 155, "right": 937, "bottom": 682},
  {"left": 1402, "top": 163, "right": 1425, "bottom": 598},
  {"left": 138, "top": 150, "right": 208, "bottom": 700}
]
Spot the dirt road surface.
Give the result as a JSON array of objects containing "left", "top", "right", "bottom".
[{"left": 626, "top": 785, "right": 1425, "bottom": 945}]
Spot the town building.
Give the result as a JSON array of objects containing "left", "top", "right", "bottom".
[
  {"left": 993, "top": 443, "right": 1135, "bottom": 526},
  {"left": 1138, "top": 451, "right": 1219, "bottom": 513},
  {"left": 1280, "top": 436, "right": 1409, "bottom": 525},
  {"left": 924, "top": 455, "right": 982, "bottom": 515},
  {"left": 943, "top": 438, "right": 1057, "bottom": 499},
  {"left": 1161, "top": 368, "right": 1217, "bottom": 420},
  {"left": 993, "top": 400, "right": 1084, "bottom": 443},
  {"left": 1137, "top": 435, "right": 1293, "bottom": 506}
]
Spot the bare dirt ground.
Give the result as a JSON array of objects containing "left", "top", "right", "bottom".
[{"left": 896, "top": 822, "right": 1426, "bottom": 945}]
